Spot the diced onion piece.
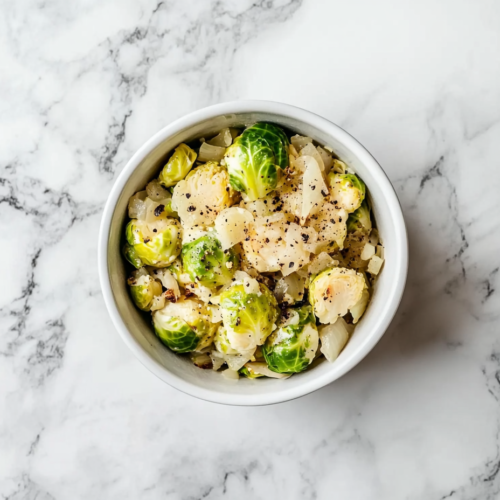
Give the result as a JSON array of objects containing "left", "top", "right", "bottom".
[
  {"left": 150, "top": 294, "right": 166, "bottom": 311},
  {"left": 289, "top": 144, "right": 299, "bottom": 158},
  {"left": 283, "top": 273, "right": 305, "bottom": 302},
  {"left": 215, "top": 207, "right": 253, "bottom": 250},
  {"left": 301, "top": 156, "right": 328, "bottom": 223},
  {"left": 229, "top": 128, "right": 240, "bottom": 140},
  {"left": 207, "top": 128, "right": 232, "bottom": 148},
  {"left": 220, "top": 348, "right": 256, "bottom": 371},
  {"left": 198, "top": 142, "right": 226, "bottom": 162},
  {"left": 376, "top": 245, "right": 385, "bottom": 259},
  {"left": 245, "top": 362, "right": 290, "bottom": 379},
  {"left": 240, "top": 198, "right": 273, "bottom": 217},
  {"left": 128, "top": 191, "right": 147, "bottom": 219},
  {"left": 369, "top": 229, "right": 379, "bottom": 246},
  {"left": 319, "top": 318, "right": 354, "bottom": 362},
  {"left": 360, "top": 243, "right": 376, "bottom": 261},
  {"left": 308, "top": 252, "right": 337, "bottom": 276},
  {"left": 222, "top": 368, "right": 239, "bottom": 380},
  {"left": 291, "top": 135, "right": 313, "bottom": 151},
  {"left": 368, "top": 255, "right": 384, "bottom": 275},
  {"left": 185, "top": 282, "right": 215, "bottom": 303},
  {"left": 350, "top": 288, "right": 369, "bottom": 323},
  {"left": 300, "top": 143, "right": 325, "bottom": 172},
  {"left": 210, "top": 351, "right": 225, "bottom": 371},
  {"left": 146, "top": 179, "right": 171, "bottom": 202},
  {"left": 316, "top": 146, "right": 333, "bottom": 174},
  {"left": 151, "top": 269, "right": 181, "bottom": 299}
]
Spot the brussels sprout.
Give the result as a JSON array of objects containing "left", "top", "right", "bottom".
[
  {"left": 214, "top": 325, "right": 239, "bottom": 355},
  {"left": 309, "top": 267, "right": 366, "bottom": 324},
  {"left": 239, "top": 365, "right": 264, "bottom": 378},
  {"left": 262, "top": 305, "right": 319, "bottom": 374},
  {"left": 152, "top": 298, "right": 219, "bottom": 353},
  {"left": 219, "top": 273, "right": 279, "bottom": 351},
  {"left": 181, "top": 234, "right": 238, "bottom": 288},
  {"left": 225, "top": 122, "right": 289, "bottom": 201},
  {"left": 127, "top": 269, "right": 163, "bottom": 311},
  {"left": 124, "top": 218, "right": 182, "bottom": 269},
  {"left": 327, "top": 173, "right": 366, "bottom": 213},
  {"left": 158, "top": 144, "right": 197, "bottom": 187},
  {"left": 346, "top": 201, "right": 372, "bottom": 233},
  {"left": 172, "top": 162, "right": 237, "bottom": 227}
]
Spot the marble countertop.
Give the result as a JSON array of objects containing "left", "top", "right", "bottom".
[{"left": 2, "top": 0, "right": 500, "bottom": 498}]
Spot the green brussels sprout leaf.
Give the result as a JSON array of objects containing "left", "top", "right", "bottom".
[{"left": 159, "top": 144, "right": 197, "bottom": 187}]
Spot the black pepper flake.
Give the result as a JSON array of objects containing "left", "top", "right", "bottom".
[
  {"left": 265, "top": 238, "right": 270, "bottom": 243},
  {"left": 153, "top": 228, "right": 157, "bottom": 233},
  {"left": 301, "top": 233, "right": 309, "bottom": 242},
  {"left": 143, "top": 237, "right": 151, "bottom": 243},
  {"left": 154, "top": 204, "right": 165, "bottom": 216},
  {"left": 226, "top": 187, "right": 229, "bottom": 192},
  {"left": 187, "top": 205, "right": 196, "bottom": 212},
  {"left": 339, "top": 217, "right": 342, "bottom": 222},
  {"left": 289, "top": 262, "right": 294, "bottom": 268},
  {"left": 311, "top": 185, "right": 316, "bottom": 190},
  {"left": 186, "top": 193, "right": 191, "bottom": 199},
  {"left": 321, "top": 189, "right": 328, "bottom": 197}
]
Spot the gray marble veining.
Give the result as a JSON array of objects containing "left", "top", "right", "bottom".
[{"left": 1, "top": 0, "right": 500, "bottom": 498}]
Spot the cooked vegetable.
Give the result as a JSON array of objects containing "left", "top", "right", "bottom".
[
  {"left": 319, "top": 317, "right": 354, "bottom": 362},
  {"left": 172, "top": 162, "right": 237, "bottom": 227},
  {"left": 346, "top": 201, "right": 372, "bottom": 233},
  {"left": 263, "top": 305, "right": 319, "bottom": 374},
  {"left": 219, "top": 273, "right": 279, "bottom": 351},
  {"left": 328, "top": 173, "right": 366, "bottom": 213},
  {"left": 123, "top": 126, "right": 384, "bottom": 379},
  {"left": 309, "top": 267, "right": 366, "bottom": 324},
  {"left": 225, "top": 122, "right": 289, "bottom": 201},
  {"left": 127, "top": 269, "right": 163, "bottom": 311},
  {"left": 159, "top": 144, "right": 197, "bottom": 187},
  {"left": 152, "top": 298, "right": 219, "bottom": 353},
  {"left": 123, "top": 218, "right": 182, "bottom": 268},
  {"left": 181, "top": 233, "right": 238, "bottom": 288}
]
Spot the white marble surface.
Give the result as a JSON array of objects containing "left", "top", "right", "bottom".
[{"left": 1, "top": 0, "right": 500, "bottom": 498}]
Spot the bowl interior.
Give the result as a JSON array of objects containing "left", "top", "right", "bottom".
[{"left": 105, "top": 109, "right": 406, "bottom": 404}]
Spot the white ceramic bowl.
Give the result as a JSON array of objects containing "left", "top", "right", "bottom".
[{"left": 98, "top": 100, "right": 408, "bottom": 406}]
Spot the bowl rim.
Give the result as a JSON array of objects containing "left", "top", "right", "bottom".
[{"left": 98, "top": 100, "right": 408, "bottom": 406}]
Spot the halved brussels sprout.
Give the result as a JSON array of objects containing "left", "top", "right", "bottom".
[
  {"left": 181, "top": 234, "right": 238, "bottom": 288},
  {"left": 219, "top": 274, "right": 279, "bottom": 351},
  {"left": 225, "top": 122, "right": 289, "bottom": 201},
  {"left": 159, "top": 144, "right": 197, "bottom": 187},
  {"left": 346, "top": 200, "right": 372, "bottom": 233},
  {"left": 309, "top": 267, "right": 366, "bottom": 324},
  {"left": 262, "top": 305, "right": 319, "bottom": 374},
  {"left": 152, "top": 298, "right": 219, "bottom": 353},
  {"left": 172, "top": 162, "right": 237, "bottom": 227},
  {"left": 127, "top": 269, "right": 163, "bottom": 311},
  {"left": 327, "top": 173, "right": 366, "bottom": 213},
  {"left": 124, "top": 218, "right": 182, "bottom": 268}
]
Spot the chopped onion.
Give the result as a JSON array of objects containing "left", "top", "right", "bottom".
[
  {"left": 291, "top": 135, "right": 313, "bottom": 151},
  {"left": 146, "top": 179, "right": 171, "bottom": 202},
  {"left": 350, "top": 288, "right": 370, "bottom": 323},
  {"left": 376, "top": 245, "right": 385, "bottom": 259},
  {"left": 308, "top": 252, "right": 337, "bottom": 275},
  {"left": 234, "top": 271, "right": 261, "bottom": 295},
  {"left": 151, "top": 269, "right": 180, "bottom": 299},
  {"left": 198, "top": 142, "right": 225, "bottom": 162},
  {"left": 245, "top": 362, "right": 290, "bottom": 379},
  {"left": 128, "top": 191, "right": 147, "bottom": 219},
  {"left": 316, "top": 146, "right": 333, "bottom": 174},
  {"left": 207, "top": 128, "right": 232, "bottom": 148},
  {"left": 210, "top": 351, "right": 225, "bottom": 371},
  {"left": 360, "top": 243, "right": 376, "bottom": 261},
  {"left": 215, "top": 207, "right": 253, "bottom": 250},
  {"left": 368, "top": 255, "right": 384, "bottom": 275},
  {"left": 182, "top": 227, "right": 207, "bottom": 245},
  {"left": 332, "top": 159, "right": 348, "bottom": 174},
  {"left": 301, "top": 156, "right": 328, "bottom": 223},
  {"left": 369, "top": 228, "right": 379, "bottom": 246},
  {"left": 300, "top": 143, "right": 325, "bottom": 172},
  {"left": 150, "top": 294, "right": 166, "bottom": 311},
  {"left": 319, "top": 318, "right": 354, "bottom": 362},
  {"left": 289, "top": 144, "right": 299, "bottom": 158}
]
